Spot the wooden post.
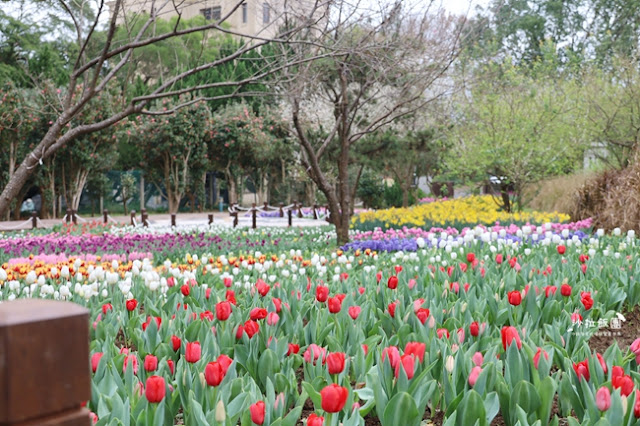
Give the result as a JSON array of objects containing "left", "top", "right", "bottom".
[
  {"left": 313, "top": 204, "right": 318, "bottom": 220},
  {"left": 252, "top": 203, "right": 257, "bottom": 229},
  {"left": 103, "top": 209, "right": 108, "bottom": 224},
  {"left": 287, "top": 208, "right": 292, "bottom": 227},
  {"left": 31, "top": 211, "right": 37, "bottom": 229},
  {"left": 130, "top": 210, "right": 136, "bottom": 226},
  {"left": 208, "top": 214, "right": 214, "bottom": 225},
  {"left": 0, "top": 299, "right": 91, "bottom": 426},
  {"left": 141, "top": 209, "right": 148, "bottom": 227},
  {"left": 66, "top": 209, "right": 71, "bottom": 224},
  {"left": 263, "top": 202, "right": 269, "bottom": 211},
  {"left": 171, "top": 214, "right": 176, "bottom": 227},
  {"left": 279, "top": 203, "right": 284, "bottom": 217},
  {"left": 296, "top": 202, "right": 303, "bottom": 218},
  {"left": 72, "top": 210, "right": 78, "bottom": 225},
  {"left": 233, "top": 212, "right": 238, "bottom": 228}
]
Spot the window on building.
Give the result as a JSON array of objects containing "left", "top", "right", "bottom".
[
  {"left": 200, "top": 8, "right": 212, "bottom": 20},
  {"left": 201, "top": 6, "right": 221, "bottom": 20},
  {"left": 263, "top": 3, "right": 270, "bottom": 23},
  {"left": 242, "top": 2, "right": 248, "bottom": 23},
  {"left": 212, "top": 6, "right": 221, "bottom": 20}
]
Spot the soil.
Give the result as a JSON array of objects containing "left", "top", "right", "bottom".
[{"left": 588, "top": 305, "right": 640, "bottom": 354}]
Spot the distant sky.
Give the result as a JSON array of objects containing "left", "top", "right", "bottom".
[{"left": 439, "top": 0, "right": 492, "bottom": 16}]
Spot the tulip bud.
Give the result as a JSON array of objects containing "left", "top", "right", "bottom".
[
  {"left": 445, "top": 355, "right": 455, "bottom": 373},
  {"left": 215, "top": 400, "right": 226, "bottom": 422}
]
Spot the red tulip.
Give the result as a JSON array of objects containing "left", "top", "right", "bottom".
[
  {"left": 226, "top": 289, "right": 237, "bottom": 305},
  {"left": 388, "top": 301, "right": 398, "bottom": 318},
  {"left": 469, "top": 321, "right": 479, "bottom": 337},
  {"left": 250, "top": 307, "right": 268, "bottom": 321},
  {"left": 307, "top": 413, "right": 324, "bottom": 426},
  {"left": 395, "top": 354, "right": 415, "bottom": 379},
  {"left": 181, "top": 284, "right": 190, "bottom": 296},
  {"left": 468, "top": 366, "right": 482, "bottom": 386},
  {"left": 404, "top": 342, "right": 425, "bottom": 363},
  {"left": 91, "top": 352, "right": 103, "bottom": 373},
  {"left": 256, "top": 279, "right": 270, "bottom": 297},
  {"left": 320, "top": 384, "right": 348, "bottom": 413},
  {"left": 437, "top": 328, "right": 449, "bottom": 339},
  {"left": 316, "top": 286, "right": 329, "bottom": 303},
  {"left": 166, "top": 359, "right": 175, "bottom": 375},
  {"left": 243, "top": 320, "right": 260, "bottom": 338},
  {"left": 387, "top": 276, "right": 398, "bottom": 289},
  {"left": 613, "top": 374, "right": 634, "bottom": 397},
  {"left": 376, "top": 271, "right": 382, "bottom": 283},
  {"left": 573, "top": 359, "right": 590, "bottom": 381},
  {"left": 634, "top": 390, "right": 640, "bottom": 418},
  {"left": 501, "top": 326, "right": 522, "bottom": 351},
  {"left": 272, "top": 297, "right": 282, "bottom": 312},
  {"left": 205, "top": 288, "right": 212, "bottom": 300},
  {"left": 579, "top": 254, "right": 589, "bottom": 263},
  {"left": 185, "top": 341, "right": 201, "bottom": 363},
  {"left": 200, "top": 310, "right": 214, "bottom": 321},
  {"left": 145, "top": 376, "right": 166, "bottom": 403},
  {"left": 416, "top": 308, "right": 430, "bottom": 324},
  {"left": 581, "top": 292, "right": 594, "bottom": 310},
  {"left": 102, "top": 303, "right": 113, "bottom": 315},
  {"left": 287, "top": 343, "right": 300, "bottom": 356},
  {"left": 171, "top": 335, "right": 181, "bottom": 351},
  {"left": 267, "top": 312, "right": 279, "bottom": 325},
  {"left": 144, "top": 354, "right": 158, "bottom": 372},
  {"left": 560, "top": 284, "right": 572, "bottom": 297},
  {"left": 508, "top": 290, "right": 522, "bottom": 306},
  {"left": 557, "top": 245, "right": 566, "bottom": 255},
  {"left": 596, "top": 386, "right": 611, "bottom": 411},
  {"left": 382, "top": 346, "right": 400, "bottom": 368},
  {"left": 328, "top": 296, "right": 342, "bottom": 313},
  {"left": 533, "top": 347, "right": 548, "bottom": 369},
  {"left": 250, "top": 400, "right": 265, "bottom": 425},
  {"left": 205, "top": 361, "right": 225, "bottom": 387},
  {"left": 303, "top": 344, "right": 326, "bottom": 365},
  {"left": 123, "top": 354, "right": 138, "bottom": 374},
  {"left": 544, "top": 286, "right": 557, "bottom": 297},
  {"left": 326, "top": 352, "right": 346, "bottom": 374},
  {"left": 126, "top": 299, "right": 138, "bottom": 311},
  {"left": 466, "top": 253, "right": 476, "bottom": 263},
  {"left": 348, "top": 306, "right": 361, "bottom": 320},
  {"left": 216, "top": 301, "right": 232, "bottom": 321},
  {"left": 495, "top": 254, "right": 503, "bottom": 264},
  {"left": 142, "top": 316, "right": 161, "bottom": 331},
  {"left": 596, "top": 353, "right": 608, "bottom": 374}
]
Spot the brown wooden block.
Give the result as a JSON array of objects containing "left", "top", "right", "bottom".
[
  {"left": 10, "top": 408, "right": 92, "bottom": 426},
  {"left": 0, "top": 300, "right": 90, "bottom": 425}
]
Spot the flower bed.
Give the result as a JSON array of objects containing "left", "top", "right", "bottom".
[
  {"left": 352, "top": 195, "right": 571, "bottom": 231},
  {"left": 1, "top": 225, "right": 640, "bottom": 425}
]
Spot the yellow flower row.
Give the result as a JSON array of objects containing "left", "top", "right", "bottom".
[{"left": 352, "top": 196, "right": 570, "bottom": 228}]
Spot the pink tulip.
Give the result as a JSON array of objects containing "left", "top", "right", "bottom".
[
  {"left": 472, "top": 352, "right": 483, "bottom": 367},
  {"left": 596, "top": 386, "right": 611, "bottom": 411},
  {"left": 468, "top": 366, "right": 482, "bottom": 386}
]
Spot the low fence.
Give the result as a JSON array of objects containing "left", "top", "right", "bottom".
[{"left": 0, "top": 202, "right": 331, "bottom": 231}]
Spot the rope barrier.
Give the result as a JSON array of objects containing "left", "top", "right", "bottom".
[{"left": 0, "top": 218, "right": 35, "bottom": 231}]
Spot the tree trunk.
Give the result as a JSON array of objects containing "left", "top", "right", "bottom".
[{"left": 500, "top": 184, "right": 511, "bottom": 213}]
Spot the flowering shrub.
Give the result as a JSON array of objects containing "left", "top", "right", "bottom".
[
  {"left": 352, "top": 195, "right": 571, "bottom": 231},
  {"left": 1, "top": 224, "right": 640, "bottom": 424}
]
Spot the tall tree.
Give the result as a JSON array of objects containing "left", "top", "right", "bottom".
[
  {"left": 0, "top": 0, "right": 327, "bottom": 218},
  {"left": 278, "top": 2, "right": 465, "bottom": 243}
]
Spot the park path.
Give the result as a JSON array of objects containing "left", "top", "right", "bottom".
[{"left": 0, "top": 210, "right": 328, "bottom": 232}]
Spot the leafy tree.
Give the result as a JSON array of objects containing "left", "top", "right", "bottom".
[
  {"left": 129, "top": 97, "right": 211, "bottom": 214},
  {"left": 448, "top": 62, "right": 584, "bottom": 212}
]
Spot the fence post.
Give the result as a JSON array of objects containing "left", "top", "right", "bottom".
[
  {"left": 141, "top": 209, "right": 148, "bottom": 227},
  {"left": 171, "top": 214, "right": 176, "bottom": 227},
  {"left": 208, "top": 214, "right": 214, "bottom": 225},
  {"left": 233, "top": 212, "right": 238, "bottom": 228},
  {"left": 66, "top": 209, "right": 71, "bottom": 224},
  {"left": 0, "top": 299, "right": 91, "bottom": 426},
  {"left": 31, "top": 211, "right": 37, "bottom": 229},
  {"left": 252, "top": 203, "right": 257, "bottom": 229},
  {"left": 297, "top": 202, "right": 303, "bottom": 218},
  {"left": 279, "top": 203, "right": 284, "bottom": 218},
  {"left": 103, "top": 209, "right": 108, "bottom": 224},
  {"left": 72, "top": 210, "right": 78, "bottom": 225},
  {"left": 288, "top": 208, "right": 292, "bottom": 227},
  {"left": 130, "top": 210, "right": 136, "bottom": 226},
  {"left": 313, "top": 204, "right": 318, "bottom": 220}
]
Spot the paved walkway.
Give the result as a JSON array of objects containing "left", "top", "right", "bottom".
[{"left": 0, "top": 211, "right": 329, "bottom": 231}]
